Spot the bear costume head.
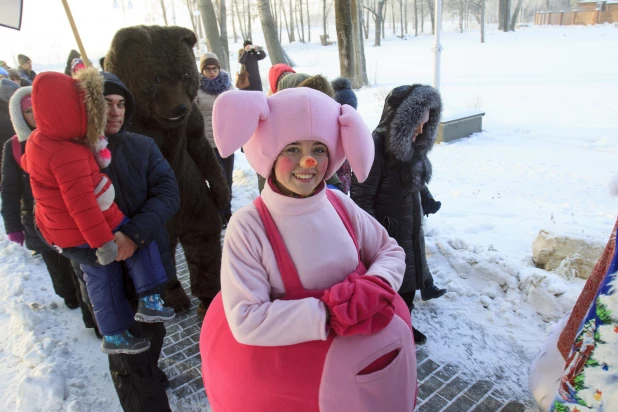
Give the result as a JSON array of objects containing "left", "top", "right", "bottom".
[{"left": 105, "top": 25, "right": 199, "bottom": 129}]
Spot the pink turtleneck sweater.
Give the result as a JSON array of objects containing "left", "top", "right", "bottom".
[{"left": 221, "top": 183, "right": 405, "bottom": 347}]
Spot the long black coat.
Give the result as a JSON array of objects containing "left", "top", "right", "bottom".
[
  {"left": 238, "top": 48, "right": 267, "bottom": 91},
  {"left": 351, "top": 85, "right": 442, "bottom": 295}
]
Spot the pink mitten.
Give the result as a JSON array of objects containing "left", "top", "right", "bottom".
[
  {"left": 321, "top": 273, "right": 396, "bottom": 336},
  {"left": 8, "top": 232, "right": 25, "bottom": 246}
]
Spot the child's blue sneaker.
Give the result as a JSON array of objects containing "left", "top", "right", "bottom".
[
  {"left": 134, "top": 294, "right": 175, "bottom": 323},
  {"left": 101, "top": 330, "right": 150, "bottom": 355}
]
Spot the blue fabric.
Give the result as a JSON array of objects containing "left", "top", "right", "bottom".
[
  {"left": 199, "top": 71, "right": 231, "bottom": 96},
  {"left": 81, "top": 240, "right": 168, "bottom": 335}
]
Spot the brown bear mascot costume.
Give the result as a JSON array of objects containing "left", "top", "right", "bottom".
[{"left": 105, "top": 26, "right": 230, "bottom": 317}]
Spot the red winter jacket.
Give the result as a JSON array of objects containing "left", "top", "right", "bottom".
[{"left": 21, "top": 71, "right": 124, "bottom": 248}]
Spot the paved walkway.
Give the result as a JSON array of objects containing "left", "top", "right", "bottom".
[{"left": 160, "top": 250, "right": 538, "bottom": 411}]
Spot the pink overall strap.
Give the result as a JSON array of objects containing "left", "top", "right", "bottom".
[
  {"left": 325, "top": 189, "right": 360, "bottom": 254},
  {"left": 11, "top": 136, "right": 22, "bottom": 167},
  {"left": 253, "top": 197, "right": 304, "bottom": 292}
]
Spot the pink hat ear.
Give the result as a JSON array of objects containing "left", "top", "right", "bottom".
[
  {"left": 212, "top": 90, "right": 270, "bottom": 158},
  {"left": 339, "top": 105, "right": 374, "bottom": 182}
]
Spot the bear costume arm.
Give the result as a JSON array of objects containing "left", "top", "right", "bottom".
[
  {"left": 118, "top": 138, "right": 180, "bottom": 248},
  {"left": 185, "top": 103, "right": 230, "bottom": 209}
]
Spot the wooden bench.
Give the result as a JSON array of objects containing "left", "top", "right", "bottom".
[{"left": 435, "top": 109, "right": 485, "bottom": 144}]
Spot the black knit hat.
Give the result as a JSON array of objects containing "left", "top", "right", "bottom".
[
  {"left": 331, "top": 77, "right": 358, "bottom": 109},
  {"left": 104, "top": 82, "right": 127, "bottom": 99},
  {"left": 18, "top": 54, "right": 31, "bottom": 65}
]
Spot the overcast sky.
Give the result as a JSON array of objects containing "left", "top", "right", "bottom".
[{"left": 0, "top": 0, "right": 193, "bottom": 68}]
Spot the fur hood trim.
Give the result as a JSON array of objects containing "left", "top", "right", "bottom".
[
  {"left": 8, "top": 86, "right": 33, "bottom": 142},
  {"left": 298, "top": 75, "right": 335, "bottom": 98},
  {"left": 386, "top": 85, "right": 442, "bottom": 163},
  {"left": 74, "top": 67, "right": 107, "bottom": 148}
]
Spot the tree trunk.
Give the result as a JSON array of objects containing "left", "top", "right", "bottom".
[
  {"left": 459, "top": 0, "right": 464, "bottom": 33},
  {"left": 298, "top": 0, "right": 305, "bottom": 43},
  {"left": 405, "top": 0, "right": 408, "bottom": 34},
  {"left": 365, "top": 7, "right": 370, "bottom": 39},
  {"left": 509, "top": 0, "right": 523, "bottom": 30},
  {"left": 334, "top": 0, "right": 368, "bottom": 87},
  {"left": 426, "top": 0, "right": 434, "bottom": 34},
  {"left": 187, "top": 0, "right": 198, "bottom": 33},
  {"left": 231, "top": 0, "right": 239, "bottom": 42},
  {"left": 420, "top": 0, "right": 424, "bottom": 33},
  {"left": 391, "top": 0, "right": 395, "bottom": 34},
  {"left": 375, "top": 0, "right": 385, "bottom": 45},
  {"left": 199, "top": 0, "right": 227, "bottom": 63},
  {"left": 218, "top": 0, "right": 230, "bottom": 71},
  {"left": 233, "top": 0, "right": 247, "bottom": 40},
  {"left": 284, "top": 0, "right": 293, "bottom": 42},
  {"left": 279, "top": 0, "right": 284, "bottom": 41},
  {"left": 382, "top": 0, "right": 386, "bottom": 37},
  {"left": 257, "top": 0, "right": 294, "bottom": 64},
  {"left": 160, "top": 0, "right": 169, "bottom": 25},
  {"left": 414, "top": 0, "right": 418, "bottom": 36},
  {"left": 288, "top": 0, "right": 296, "bottom": 41},
  {"left": 324, "top": 0, "right": 329, "bottom": 41},
  {"left": 246, "top": 0, "right": 252, "bottom": 40},
  {"left": 499, "top": 0, "right": 509, "bottom": 31},
  {"left": 306, "top": 0, "right": 311, "bottom": 42},
  {"left": 481, "top": 0, "right": 485, "bottom": 42},
  {"left": 399, "top": 0, "right": 404, "bottom": 37}
]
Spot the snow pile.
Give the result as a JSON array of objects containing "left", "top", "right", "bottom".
[{"left": 0, "top": 236, "right": 120, "bottom": 412}]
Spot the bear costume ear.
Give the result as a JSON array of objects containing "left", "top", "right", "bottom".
[
  {"left": 170, "top": 26, "right": 197, "bottom": 49},
  {"left": 339, "top": 105, "right": 375, "bottom": 183},
  {"left": 106, "top": 26, "right": 152, "bottom": 73},
  {"left": 212, "top": 90, "right": 270, "bottom": 158}
]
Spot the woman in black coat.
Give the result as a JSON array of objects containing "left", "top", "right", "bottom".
[
  {"left": 0, "top": 86, "right": 85, "bottom": 312},
  {"left": 238, "top": 40, "right": 267, "bottom": 91},
  {"left": 351, "top": 85, "right": 446, "bottom": 344}
]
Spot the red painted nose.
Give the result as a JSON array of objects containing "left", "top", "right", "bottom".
[{"left": 300, "top": 156, "right": 317, "bottom": 168}]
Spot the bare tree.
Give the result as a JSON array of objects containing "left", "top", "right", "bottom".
[
  {"left": 231, "top": 0, "right": 239, "bottom": 41},
  {"left": 480, "top": 0, "right": 485, "bottom": 42},
  {"left": 257, "top": 0, "right": 294, "bottom": 64},
  {"left": 218, "top": 0, "right": 230, "bottom": 70},
  {"left": 414, "top": 0, "right": 418, "bottom": 35},
  {"left": 283, "top": 0, "right": 294, "bottom": 42},
  {"left": 499, "top": 0, "right": 509, "bottom": 31},
  {"left": 199, "top": 0, "right": 228, "bottom": 66},
  {"left": 297, "top": 0, "right": 305, "bottom": 43},
  {"left": 399, "top": 0, "right": 404, "bottom": 37},
  {"left": 246, "top": 0, "right": 252, "bottom": 40},
  {"left": 509, "top": 0, "right": 523, "bottom": 30},
  {"left": 186, "top": 0, "right": 198, "bottom": 33},
  {"left": 160, "top": 0, "right": 169, "bottom": 25},
  {"left": 288, "top": 0, "right": 296, "bottom": 41},
  {"left": 233, "top": 0, "right": 247, "bottom": 40},
  {"left": 420, "top": 0, "right": 424, "bottom": 32},
  {"left": 426, "top": 0, "right": 434, "bottom": 34},
  {"left": 364, "top": 0, "right": 386, "bottom": 45},
  {"left": 335, "top": 0, "right": 368, "bottom": 87},
  {"left": 382, "top": 0, "right": 386, "bottom": 38},
  {"left": 306, "top": 0, "right": 311, "bottom": 42}
]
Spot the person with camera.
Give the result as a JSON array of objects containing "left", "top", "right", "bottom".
[{"left": 238, "top": 40, "right": 267, "bottom": 92}]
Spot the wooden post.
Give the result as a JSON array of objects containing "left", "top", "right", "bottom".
[
  {"left": 593, "top": 8, "right": 600, "bottom": 24},
  {"left": 559, "top": 10, "right": 564, "bottom": 25},
  {"left": 547, "top": 11, "right": 552, "bottom": 24},
  {"left": 60, "top": 0, "right": 91, "bottom": 67},
  {"left": 571, "top": 9, "right": 577, "bottom": 24}
]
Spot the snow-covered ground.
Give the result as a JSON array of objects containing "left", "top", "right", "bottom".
[{"left": 1, "top": 23, "right": 617, "bottom": 410}]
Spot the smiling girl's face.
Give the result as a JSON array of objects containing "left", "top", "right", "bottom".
[{"left": 273, "top": 140, "right": 329, "bottom": 197}]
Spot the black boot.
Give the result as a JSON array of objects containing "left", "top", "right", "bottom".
[
  {"left": 421, "top": 285, "right": 447, "bottom": 301},
  {"left": 413, "top": 327, "right": 427, "bottom": 345}
]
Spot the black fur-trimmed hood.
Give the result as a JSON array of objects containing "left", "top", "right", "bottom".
[{"left": 375, "top": 84, "right": 442, "bottom": 191}]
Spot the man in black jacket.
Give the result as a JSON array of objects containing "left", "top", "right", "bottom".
[{"left": 99, "top": 72, "right": 179, "bottom": 411}]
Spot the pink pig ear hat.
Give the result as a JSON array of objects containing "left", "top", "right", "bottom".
[{"left": 212, "top": 87, "right": 375, "bottom": 182}]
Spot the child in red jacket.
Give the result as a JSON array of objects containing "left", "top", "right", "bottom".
[{"left": 22, "top": 68, "right": 174, "bottom": 354}]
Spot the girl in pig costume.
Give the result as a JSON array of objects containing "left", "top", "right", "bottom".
[{"left": 199, "top": 87, "right": 418, "bottom": 411}]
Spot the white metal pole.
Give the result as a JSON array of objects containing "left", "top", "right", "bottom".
[{"left": 432, "top": 0, "right": 442, "bottom": 89}]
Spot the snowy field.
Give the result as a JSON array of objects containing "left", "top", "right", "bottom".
[{"left": 1, "top": 24, "right": 617, "bottom": 410}]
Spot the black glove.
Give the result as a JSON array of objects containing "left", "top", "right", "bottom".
[{"left": 423, "top": 199, "right": 441, "bottom": 217}]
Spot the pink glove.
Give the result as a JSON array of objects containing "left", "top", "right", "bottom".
[
  {"left": 8, "top": 232, "right": 25, "bottom": 246},
  {"left": 321, "top": 273, "right": 396, "bottom": 336}
]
